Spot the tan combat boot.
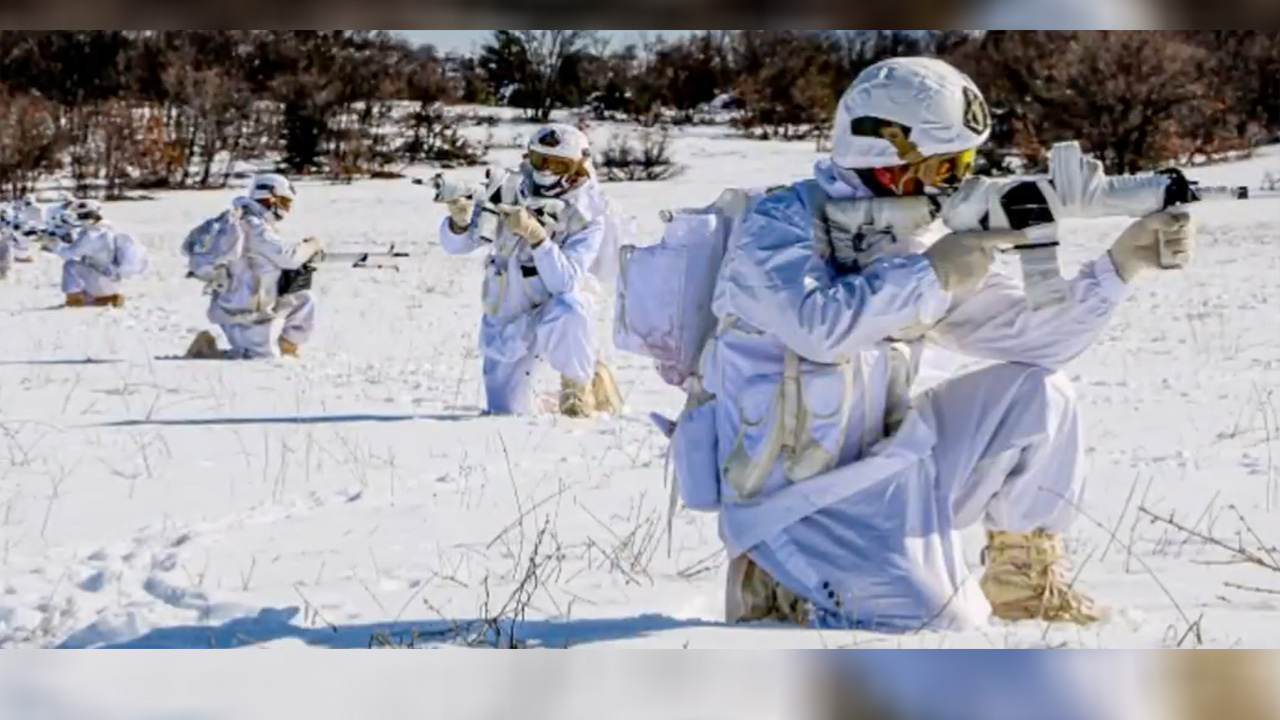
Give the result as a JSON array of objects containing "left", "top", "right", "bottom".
[
  {"left": 979, "top": 529, "right": 1104, "bottom": 625},
  {"left": 64, "top": 292, "right": 87, "bottom": 307},
  {"left": 725, "top": 554, "right": 810, "bottom": 626},
  {"left": 90, "top": 294, "right": 124, "bottom": 307},
  {"left": 183, "top": 330, "right": 222, "bottom": 359},
  {"left": 590, "top": 361, "right": 624, "bottom": 416},
  {"left": 278, "top": 337, "right": 300, "bottom": 358},
  {"left": 559, "top": 374, "right": 596, "bottom": 418}
]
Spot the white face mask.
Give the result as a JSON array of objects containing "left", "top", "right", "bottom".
[
  {"left": 522, "top": 160, "right": 576, "bottom": 197},
  {"left": 532, "top": 169, "right": 561, "bottom": 188}
]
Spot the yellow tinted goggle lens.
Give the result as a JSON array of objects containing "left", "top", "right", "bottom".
[
  {"left": 926, "top": 148, "right": 977, "bottom": 187},
  {"left": 936, "top": 146, "right": 972, "bottom": 183},
  {"left": 952, "top": 148, "right": 977, "bottom": 180},
  {"left": 528, "top": 152, "right": 577, "bottom": 176}
]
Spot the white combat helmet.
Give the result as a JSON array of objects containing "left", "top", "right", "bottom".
[
  {"left": 523, "top": 123, "right": 592, "bottom": 196},
  {"left": 65, "top": 198, "right": 104, "bottom": 225},
  {"left": 831, "top": 56, "right": 992, "bottom": 175},
  {"left": 46, "top": 207, "right": 76, "bottom": 239},
  {"left": 248, "top": 173, "right": 297, "bottom": 221}
]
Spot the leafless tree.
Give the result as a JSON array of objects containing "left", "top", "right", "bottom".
[
  {"left": 0, "top": 89, "right": 63, "bottom": 197},
  {"left": 952, "top": 31, "right": 1232, "bottom": 174}
]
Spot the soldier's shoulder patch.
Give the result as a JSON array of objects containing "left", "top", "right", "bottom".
[{"left": 962, "top": 86, "right": 991, "bottom": 136}]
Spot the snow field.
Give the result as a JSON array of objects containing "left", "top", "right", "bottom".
[{"left": 2, "top": 126, "right": 1280, "bottom": 648}]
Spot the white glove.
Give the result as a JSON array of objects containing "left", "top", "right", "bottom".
[
  {"left": 498, "top": 204, "right": 549, "bottom": 247},
  {"left": 446, "top": 198, "right": 474, "bottom": 233},
  {"left": 301, "top": 236, "right": 324, "bottom": 262},
  {"left": 1107, "top": 209, "right": 1195, "bottom": 283},
  {"left": 923, "top": 230, "right": 1023, "bottom": 294}
]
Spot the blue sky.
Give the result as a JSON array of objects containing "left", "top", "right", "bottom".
[{"left": 393, "top": 30, "right": 693, "bottom": 54}]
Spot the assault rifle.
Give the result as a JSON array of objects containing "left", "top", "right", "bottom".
[
  {"left": 414, "top": 167, "right": 566, "bottom": 251},
  {"left": 939, "top": 141, "right": 1280, "bottom": 308},
  {"left": 314, "top": 243, "right": 411, "bottom": 270},
  {"left": 278, "top": 242, "right": 411, "bottom": 291}
]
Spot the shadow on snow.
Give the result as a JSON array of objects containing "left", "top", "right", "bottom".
[
  {"left": 93, "top": 411, "right": 481, "bottom": 428},
  {"left": 58, "top": 607, "right": 716, "bottom": 649},
  {"left": 0, "top": 358, "right": 123, "bottom": 366}
]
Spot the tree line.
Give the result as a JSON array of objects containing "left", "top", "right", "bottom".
[{"left": 1, "top": 30, "right": 1277, "bottom": 198}]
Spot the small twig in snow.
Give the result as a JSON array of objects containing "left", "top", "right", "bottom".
[
  {"left": 1224, "top": 581, "right": 1280, "bottom": 596},
  {"left": 291, "top": 584, "right": 339, "bottom": 634},
  {"left": 1100, "top": 473, "right": 1141, "bottom": 562},
  {"left": 1139, "top": 506, "right": 1280, "bottom": 573}
]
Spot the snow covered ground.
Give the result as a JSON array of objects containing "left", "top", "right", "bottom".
[{"left": 3, "top": 125, "right": 1280, "bottom": 650}]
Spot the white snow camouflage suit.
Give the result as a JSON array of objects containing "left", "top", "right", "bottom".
[
  {"left": 56, "top": 222, "right": 139, "bottom": 301},
  {"left": 696, "top": 158, "right": 1131, "bottom": 631},
  {"left": 205, "top": 196, "right": 317, "bottom": 359},
  {"left": 439, "top": 172, "right": 617, "bottom": 414}
]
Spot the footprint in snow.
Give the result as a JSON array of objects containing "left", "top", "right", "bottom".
[
  {"left": 150, "top": 553, "right": 178, "bottom": 573},
  {"left": 77, "top": 569, "right": 115, "bottom": 593}
]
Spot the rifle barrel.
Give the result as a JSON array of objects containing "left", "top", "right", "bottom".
[{"left": 1197, "top": 185, "right": 1280, "bottom": 201}]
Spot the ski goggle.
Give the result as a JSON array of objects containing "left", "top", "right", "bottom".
[
  {"left": 255, "top": 194, "right": 292, "bottom": 215},
  {"left": 526, "top": 151, "right": 581, "bottom": 177},
  {"left": 914, "top": 147, "right": 977, "bottom": 189}
]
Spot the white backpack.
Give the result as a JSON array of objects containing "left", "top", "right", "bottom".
[
  {"left": 182, "top": 205, "right": 245, "bottom": 283},
  {"left": 612, "top": 188, "right": 766, "bottom": 527},
  {"left": 586, "top": 196, "right": 631, "bottom": 286},
  {"left": 613, "top": 187, "right": 761, "bottom": 389},
  {"left": 111, "top": 234, "right": 149, "bottom": 278}
]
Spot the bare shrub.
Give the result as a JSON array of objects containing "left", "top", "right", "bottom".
[
  {"left": 1262, "top": 169, "right": 1280, "bottom": 192},
  {"left": 951, "top": 31, "right": 1236, "bottom": 174},
  {"left": 64, "top": 100, "right": 147, "bottom": 199},
  {"left": 479, "top": 31, "right": 599, "bottom": 123},
  {"left": 1, "top": 30, "right": 1274, "bottom": 190},
  {"left": 729, "top": 31, "right": 841, "bottom": 142},
  {"left": 401, "top": 104, "right": 486, "bottom": 168},
  {"left": 597, "top": 126, "right": 682, "bottom": 182},
  {"left": 0, "top": 89, "right": 63, "bottom": 197}
]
